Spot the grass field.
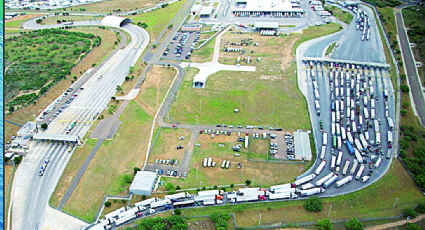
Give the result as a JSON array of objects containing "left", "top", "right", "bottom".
[
  {"left": 325, "top": 42, "right": 337, "bottom": 56},
  {"left": 63, "top": 101, "right": 153, "bottom": 222},
  {"left": 191, "top": 35, "right": 217, "bottom": 62},
  {"left": 40, "top": 15, "right": 98, "bottom": 25},
  {"left": 162, "top": 133, "right": 305, "bottom": 189},
  {"left": 326, "top": 5, "right": 354, "bottom": 25},
  {"left": 174, "top": 160, "right": 424, "bottom": 227},
  {"left": 5, "top": 27, "right": 117, "bottom": 139},
  {"left": 130, "top": 0, "right": 188, "bottom": 42},
  {"left": 248, "top": 139, "right": 269, "bottom": 160},
  {"left": 67, "top": 0, "right": 158, "bottom": 12},
  {"left": 148, "top": 128, "right": 192, "bottom": 164},
  {"left": 4, "top": 164, "right": 15, "bottom": 230}
]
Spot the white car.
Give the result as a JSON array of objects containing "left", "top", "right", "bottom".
[{"left": 361, "top": 176, "right": 370, "bottom": 183}]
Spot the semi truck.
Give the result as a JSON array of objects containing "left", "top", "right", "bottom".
[
  {"left": 355, "top": 164, "right": 365, "bottom": 180},
  {"left": 320, "top": 145, "right": 327, "bottom": 159},
  {"left": 322, "top": 132, "right": 328, "bottom": 146},
  {"left": 150, "top": 199, "right": 172, "bottom": 209},
  {"left": 374, "top": 157, "right": 382, "bottom": 168},
  {"left": 336, "top": 151, "right": 343, "bottom": 166},
  {"left": 342, "top": 159, "right": 351, "bottom": 175},
  {"left": 135, "top": 198, "right": 158, "bottom": 208},
  {"left": 376, "top": 132, "right": 381, "bottom": 145},
  {"left": 330, "top": 154, "right": 336, "bottom": 171},
  {"left": 300, "top": 188, "right": 325, "bottom": 196},
  {"left": 388, "top": 131, "right": 393, "bottom": 145},
  {"left": 270, "top": 183, "right": 295, "bottom": 192},
  {"left": 294, "top": 174, "right": 316, "bottom": 186},
  {"left": 350, "top": 160, "right": 359, "bottom": 175},
  {"left": 346, "top": 141, "right": 355, "bottom": 155},
  {"left": 165, "top": 192, "right": 191, "bottom": 201},
  {"left": 323, "top": 175, "right": 339, "bottom": 188},
  {"left": 269, "top": 192, "right": 297, "bottom": 200},
  {"left": 336, "top": 176, "right": 353, "bottom": 187},
  {"left": 315, "top": 100, "right": 321, "bottom": 116},
  {"left": 354, "top": 149, "right": 363, "bottom": 163},
  {"left": 387, "top": 117, "right": 394, "bottom": 130},
  {"left": 315, "top": 159, "right": 327, "bottom": 175},
  {"left": 66, "top": 120, "right": 77, "bottom": 134},
  {"left": 316, "top": 172, "right": 334, "bottom": 186}
]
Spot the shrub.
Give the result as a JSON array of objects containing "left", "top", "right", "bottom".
[
  {"left": 399, "top": 149, "right": 407, "bottom": 158},
  {"left": 316, "top": 218, "right": 332, "bottom": 230},
  {"left": 403, "top": 208, "right": 418, "bottom": 218},
  {"left": 303, "top": 196, "right": 323, "bottom": 212},
  {"left": 401, "top": 109, "right": 408, "bottom": 116},
  {"left": 104, "top": 201, "right": 111, "bottom": 207},
  {"left": 14, "top": 155, "right": 23, "bottom": 164},
  {"left": 174, "top": 209, "right": 181, "bottom": 215},
  {"left": 406, "top": 223, "right": 421, "bottom": 230},
  {"left": 176, "top": 185, "right": 181, "bottom": 190},
  {"left": 345, "top": 218, "right": 364, "bottom": 230},
  {"left": 415, "top": 201, "right": 425, "bottom": 213},
  {"left": 401, "top": 84, "right": 410, "bottom": 92},
  {"left": 245, "top": 179, "right": 252, "bottom": 186},
  {"left": 133, "top": 167, "right": 141, "bottom": 175}
]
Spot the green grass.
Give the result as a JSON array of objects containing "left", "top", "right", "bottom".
[
  {"left": 174, "top": 160, "right": 424, "bottom": 227},
  {"left": 62, "top": 101, "right": 154, "bottom": 222},
  {"left": 248, "top": 139, "right": 269, "bottom": 160},
  {"left": 293, "top": 23, "right": 343, "bottom": 54},
  {"left": 326, "top": 5, "right": 354, "bottom": 25},
  {"left": 130, "top": 0, "right": 188, "bottom": 41},
  {"left": 148, "top": 127, "right": 192, "bottom": 163},
  {"left": 191, "top": 35, "right": 216, "bottom": 62},
  {"left": 325, "top": 42, "right": 337, "bottom": 56}
]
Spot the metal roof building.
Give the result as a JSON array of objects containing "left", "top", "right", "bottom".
[
  {"left": 17, "top": 121, "right": 37, "bottom": 137},
  {"left": 129, "top": 171, "right": 158, "bottom": 196},
  {"left": 101, "top": 15, "right": 132, "bottom": 28},
  {"left": 254, "top": 22, "right": 279, "bottom": 29},
  {"left": 200, "top": 6, "right": 214, "bottom": 17},
  {"left": 233, "top": 0, "right": 304, "bottom": 17},
  {"left": 294, "top": 130, "right": 312, "bottom": 161}
]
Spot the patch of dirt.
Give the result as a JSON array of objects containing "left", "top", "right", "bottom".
[
  {"left": 188, "top": 219, "right": 216, "bottom": 230},
  {"left": 6, "top": 14, "right": 43, "bottom": 22},
  {"left": 281, "top": 38, "right": 298, "bottom": 69},
  {"left": 259, "top": 75, "right": 282, "bottom": 81}
]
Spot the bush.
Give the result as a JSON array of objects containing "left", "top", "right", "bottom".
[
  {"left": 165, "top": 182, "right": 175, "bottom": 191},
  {"left": 209, "top": 212, "right": 231, "bottom": 229},
  {"left": 406, "top": 223, "right": 421, "bottom": 230},
  {"left": 245, "top": 179, "right": 252, "bottom": 186},
  {"left": 401, "top": 109, "right": 408, "bottom": 116},
  {"left": 345, "top": 218, "right": 364, "bottom": 230},
  {"left": 415, "top": 201, "right": 425, "bottom": 213},
  {"left": 303, "top": 196, "right": 323, "bottom": 212},
  {"left": 174, "top": 209, "right": 181, "bottom": 215},
  {"left": 316, "top": 218, "right": 332, "bottom": 230},
  {"left": 399, "top": 149, "right": 407, "bottom": 158},
  {"left": 401, "top": 84, "right": 410, "bottom": 92},
  {"left": 41, "top": 123, "right": 48, "bottom": 131},
  {"left": 104, "top": 201, "right": 111, "bottom": 207},
  {"left": 403, "top": 208, "right": 418, "bottom": 218},
  {"left": 14, "top": 155, "right": 23, "bottom": 164},
  {"left": 133, "top": 167, "right": 141, "bottom": 175},
  {"left": 176, "top": 185, "right": 181, "bottom": 190}
]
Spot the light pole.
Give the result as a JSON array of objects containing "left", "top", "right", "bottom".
[
  {"left": 327, "top": 204, "right": 332, "bottom": 218},
  {"left": 259, "top": 213, "right": 262, "bottom": 226}
]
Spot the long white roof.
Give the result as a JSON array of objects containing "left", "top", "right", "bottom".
[{"left": 234, "top": 0, "right": 303, "bottom": 12}]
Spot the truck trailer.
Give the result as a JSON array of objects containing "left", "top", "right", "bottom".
[
  {"left": 300, "top": 188, "right": 325, "bottom": 196},
  {"left": 316, "top": 172, "right": 334, "bottom": 187},
  {"left": 315, "top": 159, "right": 327, "bottom": 175},
  {"left": 336, "top": 176, "right": 353, "bottom": 187},
  {"left": 294, "top": 174, "right": 316, "bottom": 186}
]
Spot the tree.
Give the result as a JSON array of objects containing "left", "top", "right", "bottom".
[
  {"left": 245, "top": 179, "right": 252, "bottom": 186},
  {"left": 400, "top": 73, "right": 407, "bottom": 81},
  {"left": 104, "top": 201, "right": 111, "bottom": 207},
  {"left": 345, "top": 218, "right": 363, "bottom": 230},
  {"left": 403, "top": 208, "right": 418, "bottom": 219},
  {"left": 133, "top": 167, "right": 141, "bottom": 175},
  {"left": 125, "top": 76, "right": 130, "bottom": 81},
  {"left": 142, "top": 195, "right": 146, "bottom": 200},
  {"left": 14, "top": 155, "right": 23, "bottom": 164},
  {"left": 401, "top": 109, "right": 408, "bottom": 116},
  {"left": 316, "top": 218, "right": 332, "bottom": 230},
  {"left": 303, "top": 196, "right": 323, "bottom": 212},
  {"left": 36, "top": 19, "right": 42, "bottom": 24},
  {"left": 176, "top": 185, "right": 181, "bottom": 190},
  {"left": 152, "top": 44, "right": 157, "bottom": 49},
  {"left": 8, "top": 105, "right": 15, "bottom": 113},
  {"left": 406, "top": 223, "right": 421, "bottom": 230},
  {"left": 415, "top": 201, "right": 425, "bottom": 213},
  {"left": 174, "top": 209, "right": 181, "bottom": 215},
  {"left": 41, "top": 123, "right": 48, "bottom": 131},
  {"left": 230, "top": 184, "right": 234, "bottom": 188},
  {"left": 401, "top": 84, "right": 410, "bottom": 92}
]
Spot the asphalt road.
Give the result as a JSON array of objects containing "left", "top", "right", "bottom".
[
  {"left": 395, "top": 10, "right": 425, "bottom": 127},
  {"left": 10, "top": 23, "right": 149, "bottom": 230}
]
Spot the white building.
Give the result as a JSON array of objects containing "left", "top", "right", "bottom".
[
  {"left": 233, "top": 0, "right": 304, "bottom": 17},
  {"left": 293, "top": 130, "right": 312, "bottom": 161},
  {"left": 129, "top": 171, "right": 158, "bottom": 196}
]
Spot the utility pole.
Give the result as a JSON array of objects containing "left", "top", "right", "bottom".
[
  {"left": 259, "top": 213, "right": 262, "bottom": 226},
  {"left": 327, "top": 204, "right": 332, "bottom": 218},
  {"left": 392, "top": 198, "right": 399, "bottom": 209}
]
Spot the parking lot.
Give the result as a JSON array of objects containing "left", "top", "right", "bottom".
[{"left": 162, "top": 31, "right": 200, "bottom": 60}]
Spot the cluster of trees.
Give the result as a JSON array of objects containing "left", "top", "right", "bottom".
[
  {"left": 132, "top": 215, "right": 187, "bottom": 230},
  {"left": 398, "top": 124, "right": 425, "bottom": 189},
  {"left": 364, "top": 0, "right": 401, "bottom": 7},
  {"left": 209, "top": 212, "right": 231, "bottom": 230},
  {"left": 304, "top": 196, "right": 323, "bottom": 212},
  {"left": 314, "top": 218, "right": 364, "bottom": 230},
  {"left": 5, "top": 29, "right": 101, "bottom": 109}
]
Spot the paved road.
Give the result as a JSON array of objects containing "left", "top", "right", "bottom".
[{"left": 395, "top": 10, "right": 425, "bottom": 127}]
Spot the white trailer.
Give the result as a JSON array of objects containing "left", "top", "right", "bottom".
[
  {"left": 226, "top": 161, "right": 231, "bottom": 169},
  {"left": 315, "top": 100, "right": 321, "bottom": 115},
  {"left": 314, "top": 89, "right": 320, "bottom": 100},
  {"left": 371, "top": 108, "right": 375, "bottom": 120},
  {"left": 387, "top": 117, "right": 394, "bottom": 130},
  {"left": 270, "top": 183, "right": 294, "bottom": 192},
  {"left": 336, "top": 151, "right": 343, "bottom": 166},
  {"left": 365, "top": 131, "right": 370, "bottom": 141},
  {"left": 376, "top": 132, "right": 381, "bottom": 145},
  {"left": 221, "top": 160, "right": 227, "bottom": 168},
  {"left": 150, "top": 199, "right": 172, "bottom": 208},
  {"left": 364, "top": 107, "right": 369, "bottom": 119},
  {"left": 135, "top": 198, "right": 158, "bottom": 208},
  {"left": 347, "top": 132, "right": 354, "bottom": 144},
  {"left": 336, "top": 176, "right": 353, "bottom": 187},
  {"left": 352, "top": 121, "right": 357, "bottom": 133},
  {"left": 115, "top": 213, "right": 136, "bottom": 226},
  {"left": 322, "top": 132, "right": 328, "bottom": 146},
  {"left": 350, "top": 160, "right": 359, "bottom": 175},
  {"left": 374, "top": 157, "right": 382, "bottom": 168},
  {"left": 300, "top": 188, "right": 325, "bottom": 196},
  {"left": 332, "top": 111, "right": 336, "bottom": 123},
  {"left": 355, "top": 164, "right": 365, "bottom": 180},
  {"left": 273, "top": 188, "right": 297, "bottom": 194},
  {"left": 320, "top": 145, "right": 327, "bottom": 159},
  {"left": 323, "top": 175, "right": 339, "bottom": 188},
  {"left": 330, "top": 154, "right": 336, "bottom": 171},
  {"left": 388, "top": 131, "right": 393, "bottom": 145},
  {"left": 236, "top": 195, "right": 259, "bottom": 202},
  {"left": 363, "top": 96, "right": 368, "bottom": 106},
  {"left": 245, "top": 135, "right": 249, "bottom": 148},
  {"left": 371, "top": 99, "right": 375, "bottom": 109},
  {"left": 359, "top": 114, "right": 364, "bottom": 127},
  {"left": 165, "top": 192, "right": 190, "bottom": 200},
  {"left": 203, "top": 158, "right": 208, "bottom": 167},
  {"left": 340, "top": 100, "right": 344, "bottom": 111},
  {"left": 374, "top": 119, "right": 380, "bottom": 133},
  {"left": 294, "top": 174, "right": 317, "bottom": 186},
  {"left": 207, "top": 157, "right": 212, "bottom": 167},
  {"left": 203, "top": 199, "right": 216, "bottom": 205},
  {"left": 198, "top": 190, "right": 220, "bottom": 197},
  {"left": 105, "top": 207, "right": 126, "bottom": 219},
  {"left": 360, "top": 134, "right": 368, "bottom": 148},
  {"left": 336, "top": 110, "right": 341, "bottom": 123},
  {"left": 316, "top": 172, "right": 334, "bottom": 186},
  {"left": 337, "top": 136, "right": 342, "bottom": 150},
  {"left": 354, "top": 149, "right": 363, "bottom": 163},
  {"left": 347, "top": 107, "right": 351, "bottom": 119},
  {"left": 301, "top": 183, "right": 315, "bottom": 190},
  {"left": 269, "top": 192, "right": 298, "bottom": 200},
  {"left": 342, "top": 159, "right": 351, "bottom": 175},
  {"left": 332, "top": 123, "right": 336, "bottom": 135},
  {"left": 315, "top": 159, "right": 327, "bottom": 175},
  {"left": 351, "top": 110, "right": 355, "bottom": 121},
  {"left": 341, "top": 127, "right": 347, "bottom": 141},
  {"left": 355, "top": 139, "right": 363, "bottom": 152}
]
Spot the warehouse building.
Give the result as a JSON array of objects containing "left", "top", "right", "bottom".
[
  {"left": 200, "top": 6, "right": 214, "bottom": 18},
  {"left": 129, "top": 171, "right": 158, "bottom": 196},
  {"left": 294, "top": 130, "right": 312, "bottom": 161},
  {"left": 233, "top": 0, "right": 304, "bottom": 17}
]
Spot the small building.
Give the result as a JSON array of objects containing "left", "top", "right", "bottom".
[
  {"left": 17, "top": 121, "right": 38, "bottom": 138},
  {"left": 101, "top": 15, "right": 132, "bottom": 28},
  {"left": 190, "top": 4, "right": 202, "bottom": 15},
  {"left": 193, "top": 74, "right": 207, "bottom": 88},
  {"left": 5, "top": 12, "right": 19, "bottom": 20},
  {"left": 200, "top": 6, "right": 214, "bottom": 18},
  {"left": 129, "top": 171, "right": 158, "bottom": 196},
  {"left": 254, "top": 22, "right": 279, "bottom": 30},
  {"left": 293, "top": 130, "right": 312, "bottom": 161}
]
